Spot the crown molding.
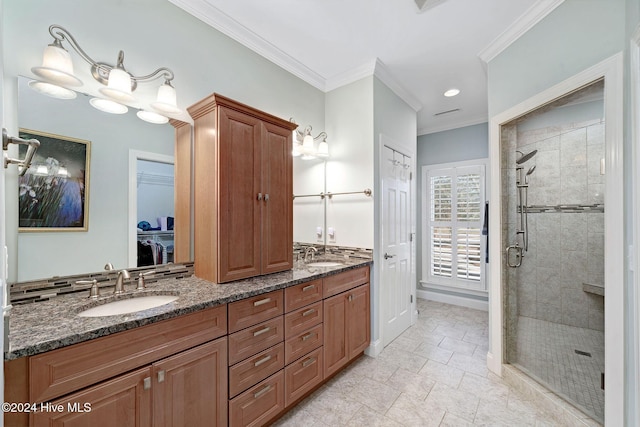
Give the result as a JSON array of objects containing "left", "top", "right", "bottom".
[
  {"left": 170, "top": 0, "right": 423, "bottom": 112},
  {"left": 478, "top": 0, "right": 564, "bottom": 63},
  {"left": 373, "top": 59, "right": 423, "bottom": 112},
  {"left": 168, "top": 0, "right": 326, "bottom": 91},
  {"left": 418, "top": 113, "right": 488, "bottom": 136},
  {"left": 324, "top": 60, "right": 377, "bottom": 92}
]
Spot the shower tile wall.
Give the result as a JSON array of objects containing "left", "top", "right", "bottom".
[{"left": 510, "top": 119, "right": 605, "bottom": 331}]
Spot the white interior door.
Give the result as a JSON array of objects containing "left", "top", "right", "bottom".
[{"left": 382, "top": 145, "right": 412, "bottom": 346}]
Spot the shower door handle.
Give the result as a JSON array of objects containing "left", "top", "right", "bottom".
[{"left": 506, "top": 245, "right": 522, "bottom": 268}]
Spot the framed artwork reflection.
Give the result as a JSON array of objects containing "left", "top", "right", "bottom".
[{"left": 18, "top": 128, "right": 91, "bottom": 232}]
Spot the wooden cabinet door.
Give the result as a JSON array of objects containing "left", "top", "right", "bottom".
[
  {"left": 347, "top": 284, "right": 370, "bottom": 360},
  {"left": 218, "top": 106, "right": 263, "bottom": 282},
  {"left": 31, "top": 367, "right": 152, "bottom": 427},
  {"left": 260, "top": 121, "right": 293, "bottom": 274},
  {"left": 323, "top": 293, "right": 348, "bottom": 378},
  {"left": 153, "top": 338, "right": 228, "bottom": 427}
]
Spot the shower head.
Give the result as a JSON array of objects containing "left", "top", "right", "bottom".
[
  {"left": 516, "top": 149, "right": 538, "bottom": 164},
  {"left": 526, "top": 165, "right": 536, "bottom": 176}
]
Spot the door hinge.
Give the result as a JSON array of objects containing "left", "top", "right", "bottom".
[
  {"left": 409, "top": 233, "right": 413, "bottom": 242},
  {"left": 410, "top": 295, "right": 413, "bottom": 303},
  {"left": 410, "top": 172, "right": 413, "bottom": 180}
]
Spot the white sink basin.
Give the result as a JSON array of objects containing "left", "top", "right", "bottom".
[
  {"left": 78, "top": 295, "right": 179, "bottom": 317},
  {"left": 306, "top": 262, "right": 343, "bottom": 267}
]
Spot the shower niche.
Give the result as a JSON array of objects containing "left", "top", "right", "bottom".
[{"left": 502, "top": 80, "right": 605, "bottom": 422}]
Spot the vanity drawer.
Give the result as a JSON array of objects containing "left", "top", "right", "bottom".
[
  {"left": 29, "top": 305, "right": 227, "bottom": 403},
  {"left": 284, "top": 323, "right": 323, "bottom": 366},
  {"left": 228, "top": 290, "right": 284, "bottom": 333},
  {"left": 228, "top": 317, "right": 284, "bottom": 365},
  {"left": 284, "top": 301, "right": 323, "bottom": 338},
  {"left": 323, "top": 266, "right": 370, "bottom": 298},
  {"left": 284, "top": 279, "right": 322, "bottom": 312},
  {"left": 229, "top": 343, "right": 285, "bottom": 398},
  {"left": 284, "top": 347, "right": 323, "bottom": 407},
  {"left": 229, "top": 371, "right": 284, "bottom": 427}
]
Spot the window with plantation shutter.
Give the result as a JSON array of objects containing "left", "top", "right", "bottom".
[{"left": 422, "top": 162, "right": 486, "bottom": 291}]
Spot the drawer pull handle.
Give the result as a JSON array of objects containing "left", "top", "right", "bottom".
[
  {"left": 253, "top": 326, "right": 271, "bottom": 337},
  {"left": 302, "top": 308, "right": 315, "bottom": 317},
  {"left": 254, "top": 298, "right": 271, "bottom": 307},
  {"left": 254, "top": 385, "right": 272, "bottom": 399},
  {"left": 301, "top": 332, "right": 314, "bottom": 341},
  {"left": 143, "top": 377, "right": 151, "bottom": 390},
  {"left": 302, "top": 284, "right": 315, "bottom": 292},
  {"left": 302, "top": 357, "right": 317, "bottom": 368},
  {"left": 157, "top": 370, "right": 165, "bottom": 383},
  {"left": 254, "top": 355, "right": 272, "bottom": 367}
]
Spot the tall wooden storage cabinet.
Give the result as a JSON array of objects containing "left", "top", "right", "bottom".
[{"left": 188, "top": 94, "right": 297, "bottom": 283}]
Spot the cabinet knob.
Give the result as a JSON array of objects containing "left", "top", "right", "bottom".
[
  {"left": 157, "top": 370, "right": 165, "bottom": 383},
  {"left": 264, "top": 193, "right": 269, "bottom": 202},
  {"left": 257, "top": 193, "right": 263, "bottom": 201},
  {"left": 143, "top": 377, "right": 151, "bottom": 390},
  {"left": 348, "top": 294, "right": 353, "bottom": 302}
]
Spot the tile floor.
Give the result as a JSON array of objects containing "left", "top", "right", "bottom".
[
  {"left": 273, "top": 299, "right": 559, "bottom": 426},
  {"left": 511, "top": 316, "right": 604, "bottom": 422}
]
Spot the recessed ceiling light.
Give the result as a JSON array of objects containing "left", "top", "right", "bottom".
[{"left": 444, "top": 88, "right": 460, "bottom": 97}]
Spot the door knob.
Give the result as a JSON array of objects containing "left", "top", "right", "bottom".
[{"left": 384, "top": 253, "right": 395, "bottom": 260}]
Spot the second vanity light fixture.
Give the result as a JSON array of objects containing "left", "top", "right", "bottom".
[
  {"left": 291, "top": 120, "right": 329, "bottom": 160},
  {"left": 30, "top": 25, "right": 181, "bottom": 124}
]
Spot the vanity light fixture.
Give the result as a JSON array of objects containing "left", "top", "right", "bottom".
[
  {"left": 290, "top": 120, "right": 329, "bottom": 160},
  {"left": 89, "top": 97, "right": 128, "bottom": 114},
  {"left": 30, "top": 24, "right": 181, "bottom": 123},
  {"left": 28, "top": 80, "right": 77, "bottom": 99},
  {"left": 137, "top": 110, "right": 170, "bottom": 125}
]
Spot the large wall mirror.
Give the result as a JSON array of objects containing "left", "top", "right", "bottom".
[
  {"left": 293, "top": 157, "right": 326, "bottom": 247},
  {"left": 8, "top": 76, "right": 189, "bottom": 283}
]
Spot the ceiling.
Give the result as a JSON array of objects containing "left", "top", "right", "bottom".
[{"left": 169, "top": 0, "right": 563, "bottom": 135}]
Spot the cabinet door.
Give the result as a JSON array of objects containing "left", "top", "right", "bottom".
[
  {"left": 218, "top": 106, "right": 262, "bottom": 282},
  {"left": 260, "top": 121, "right": 293, "bottom": 274},
  {"left": 347, "top": 284, "right": 370, "bottom": 360},
  {"left": 323, "top": 293, "right": 348, "bottom": 378},
  {"left": 31, "top": 367, "right": 152, "bottom": 427},
  {"left": 153, "top": 338, "right": 228, "bottom": 427}
]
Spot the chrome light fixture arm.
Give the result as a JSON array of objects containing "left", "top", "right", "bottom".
[{"left": 47, "top": 25, "right": 175, "bottom": 88}]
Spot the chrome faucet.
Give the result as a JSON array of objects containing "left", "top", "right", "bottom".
[
  {"left": 114, "top": 270, "right": 130, "bottom": 295},
  {"left": 304, "top": 246, "right": 318, "bottom": 262}
]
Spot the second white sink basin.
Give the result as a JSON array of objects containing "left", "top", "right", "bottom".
[
  {"left": 78, "top": 295, "right": 179, "bottom": 317},
  {"left": 306, "top": 262, "right": 343, "bottom": 267}
]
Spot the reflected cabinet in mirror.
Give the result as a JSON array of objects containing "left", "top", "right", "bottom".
[{"left": 8, "top": 76, "right": 192, "bottom": 283}]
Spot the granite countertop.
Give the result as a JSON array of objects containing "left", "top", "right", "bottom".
[{"left": 5, "top": 258, "right": 372, "bottom": 361}]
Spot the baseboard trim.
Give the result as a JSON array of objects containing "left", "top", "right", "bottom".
[
  {"left": 365, "top": 339, "right": 383, "bottom": 357},
  {"left": 487, "top": 351, "right": 502, "bottom": 376},
  {"left": 416, "top": 289, "right": 489, "bottom": 311}
]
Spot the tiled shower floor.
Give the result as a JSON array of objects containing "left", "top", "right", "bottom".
[
  {"left": 511, "top": 315, "right": 605, "bottom": 422},
  {"left": 274, "top": 300, "right": 558, "bottom": 426}
]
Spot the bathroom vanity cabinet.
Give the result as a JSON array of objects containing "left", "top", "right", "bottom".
[
  {"left": 5, "top": 266, "right": 371, "bottom": 427},
  {"left": 323, "top": 267, "right": 371, "bottom": 377},
  {"left": 188, "top": 94, "right": 297, "bottom": 283},
  {"left": 9, "top": 306, "right": 229, "bottom": 427}
]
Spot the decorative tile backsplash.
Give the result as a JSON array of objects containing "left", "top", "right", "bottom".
[
  {"left": 11, "top": 244, "right": 373, "bottom": 305},
  {"left": 10, "top": 263, "right": 194, "bottom": 305}
]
